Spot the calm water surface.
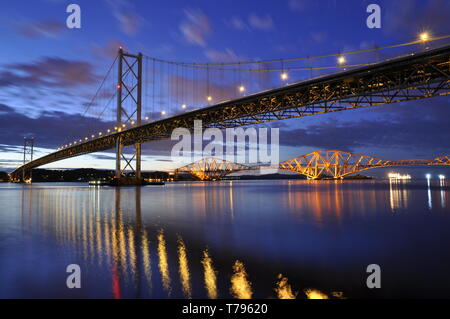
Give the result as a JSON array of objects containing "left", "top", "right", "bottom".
[{"left": 1, "top": 179, "right": 450, "bottom": 298}]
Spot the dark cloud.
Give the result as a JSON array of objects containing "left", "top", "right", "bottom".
[
  {"left": 0, "top": 57, "right": 99, "bottom": 88},
  {"left": 91, "top": 154, "right": 116, "bottom": 161},
  {"left": 279, "top": 98, "right": 450, "bottom": 157},
  {"left": 0, "top": 144, "right": 22, "bottom": 153},
  {"left": 0, "top": 103, "right": 113, "bottom": 149}
]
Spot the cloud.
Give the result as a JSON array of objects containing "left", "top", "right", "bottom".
[
  {"left": 0, "top": 57, "right": 98, "bottom": 88},
  {"left": 91, "top": 154, "right": 116, "bottom": 160},
  {"left": 0, "top": 103, "right": 113, "bottom": 150},
  {"left": 204, "top": 49, "right": 245, "bottom": 63},
  {"left": 228, "top": 14, "right": 274, "bottom": 32},
  {"left": 248, "top": 14, "right": 274, "bottom": 31},
  {"left": 180, "top": 9, "right": 212, "bottom": 47},
  {"left": 106, "top": 0, "right": 143, "bottom": 35},
  {"left": 93, "top": 39, "right": 124, "bottom": 59},
  {"left": 0, "top": 144, "right": 22, "bottom": 153},
  {"left": 279, "top": 98, "right": 450, "bottom": 158},
  {"left": 228, "top": 16, "right": 250, "bottom": 31},
  {"left": 17, "top": 19, "right": 65, "bottom": 38}
]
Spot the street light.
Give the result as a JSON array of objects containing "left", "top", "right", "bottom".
[
  {"left": 280, "top": 72, "right": 288, "bottom": 81},
  {"left": 419, "top": 32, "right": 430, "bottom": 42},
  {"left": 338, "top": 56, "right": 346, "bottom": 65}
]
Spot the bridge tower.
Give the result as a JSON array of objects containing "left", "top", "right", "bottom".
[
  {"left": 115, "top": 48, "right": 143, "bottom": 185},
  {"left": 22, "top": 137, "right": 34, "bottom": 182}
]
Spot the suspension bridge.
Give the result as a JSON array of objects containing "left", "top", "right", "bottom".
[{"left": 8, "top": 37, "right": 450, "bottom": 184}]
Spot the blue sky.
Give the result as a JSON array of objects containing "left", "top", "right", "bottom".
[{"left": 1, "top": 0, "right": 450, "bottom": 175}]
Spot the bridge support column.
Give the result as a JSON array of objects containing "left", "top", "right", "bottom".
[
  {"left": 113, "top": 48, "right": 143, "bottom": 185},
  {"left": 19, "top": 138, "right": 34, "bottom": 183},
  {"left": 115, "top": 135, "right": 122, "bottom": 178}
]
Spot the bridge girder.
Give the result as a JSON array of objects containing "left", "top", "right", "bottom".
[
  {"left": 175, "top": 158, "right": 254, "bottom": 181},
  {"left": 10, "top": 44, "right": 450, "bottom": 178},
  {"left": 429, "top": 155, "right": 450, "bottom": 165},
  {"left": 279, "top": 151, "right": 450, "bottom": 179},
  {"left": 279, "top": 150, "right": 394, "bottom": 179}
]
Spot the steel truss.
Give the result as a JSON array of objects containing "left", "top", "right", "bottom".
[
  {"left": 279, "top": 150, "right": 450, "bottom": 179},
  {"left": 19, "top": 138, "right": 34, "bottom": 182},
  {"left": 175, "top": 157, "right": 254, "bottom": 180},
  {"left": 115, "top": 48, "right": 143, "bottom": 179}
]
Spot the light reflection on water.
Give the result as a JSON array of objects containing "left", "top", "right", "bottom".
[{"left": 1, "top": 179, "right": 450, "bottom": 298}]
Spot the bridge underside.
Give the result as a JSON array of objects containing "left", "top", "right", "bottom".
[{"left": 10, "top": 44, "right": 450, "bottom": 181}]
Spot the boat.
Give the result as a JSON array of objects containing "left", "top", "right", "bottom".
[
  {"left": 144, "top": 181, "right": 165, "bottom": 186},
  {"left": 88, "top": 180, "right": 109, "bottom": 186}
]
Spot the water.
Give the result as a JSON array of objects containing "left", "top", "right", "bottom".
[{"left": 0, "top": 179, "right": 450, "bottom": 299}]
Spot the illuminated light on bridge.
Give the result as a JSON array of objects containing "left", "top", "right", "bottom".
[
  {"left": 175, "top": 158, "right": 256, "bottom": 181},
  {"left": 279, "top": 150, "right": 450, "bottom": 180},
  {"left": 206, "top": 96, "right": 212, "bottom": 102},
  {"left": 181, "top": 104, "right": 187, "bottom": 109},
  {"left": 439, "top": 175, "right": 446, "bottom": 180},
  {"left": 239, "top": 85, "right": 246, "bottom": 93},
  {"left": 280, "top": 72, "right": 288, "bottom": 81},
  {"left": 337, "top": 56, "right": 346, "bottom": 65},
  {"left": 161, "top": 110, "right": 166, "bottom": 115},
  {"left": 420, "top": 32, "right": 430, "bottom": 42}
]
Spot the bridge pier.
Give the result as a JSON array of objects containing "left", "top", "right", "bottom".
[{"left": 113, "top": 48, "right": 143, "bottom": 186}]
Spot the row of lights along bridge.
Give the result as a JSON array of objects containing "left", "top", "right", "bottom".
[{"left": 57, "top": 32, "right": 431, "bottom": 151}]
